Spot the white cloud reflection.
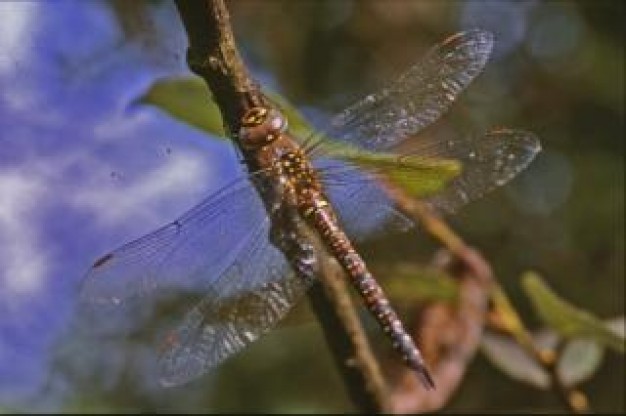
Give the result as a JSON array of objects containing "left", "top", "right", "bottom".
[
  {"left": 70, "top": 148, "right": 211, "bottom": 227},
  {"left": 0, "top": 172, "right": 48, "bottom": 299},
  {"left": 0, "top": 2, "right": 34, "bottom": 75}
]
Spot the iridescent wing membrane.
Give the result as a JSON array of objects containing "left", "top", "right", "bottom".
[
  {"left": 317, "top": 127, "right": 540, "bottom": 236},
  {"left": 310, "top": 29, "right": 495, "bottom": 153},
  {"left": 158, "top": 218, "right": 314, "bottom": 387},
  {"left": 309, "top": 29, "right": 539, "bottom": 231},
  {"left": 81, "top": 177, "right": 316, "bottom": 386},
  {"left": 81, "top": 179, "right": 267, "bottom": 305},
  {"left": 80, "top": 29, "right": 539, "bottom": 387}
]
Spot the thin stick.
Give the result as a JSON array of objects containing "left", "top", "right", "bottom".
[
  {"left": 309, "top": 250, "right": 392, "bottom": 413},
  {"left": 174, "top": 0, "right": 262, "bottom": 134}
]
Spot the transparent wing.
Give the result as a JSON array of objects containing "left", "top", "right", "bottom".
[
  {"left": 80, "top": 176, "right": 270, "bottom": 306},
  {"left": 314, "top": 158, "right": 414, "bottom": 241},
  {"left": 158, "top": 217, "right": 315, "bottom": 387},
  {"left": 81, "top": 172, "right": 317, "bottom": 387},
  {"left": 422, "top": 129, "right": 541, "bottom": 213},
  {"left": 307, "top": 29, "right": 494, "bottom": 154},
  {"left": 316, "top": 129, "right": 540, "bottom": 238}
]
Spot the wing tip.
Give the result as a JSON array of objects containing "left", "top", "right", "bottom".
[
  {"left": 465, "top": 28, "right": 495, "bottom": 42},
  {"left": 446, "top": 28, "right": 495, "bottom": 54},
  {"left": 157, "top": 353, "right": 205, "bottom": 389},
  {"left": 489, "top": 128, "right": 542, "bottom": 154}
]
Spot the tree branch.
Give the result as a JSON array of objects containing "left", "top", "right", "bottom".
[
  {"left": 308, "top": 255, "right": 391, "bottom": 413},
  {"left": 174, "top": 0, "right": 389, "bottom": 412},
  {"left": 174, "top": 0, "right": 263, "bottom": 136},
  {"left": 388, "top": 185, "right": 590, "bottom": 414}
]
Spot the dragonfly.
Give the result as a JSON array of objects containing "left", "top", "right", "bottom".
[{"left": 80, "top": 29, "right": 540, "bottom": 389}]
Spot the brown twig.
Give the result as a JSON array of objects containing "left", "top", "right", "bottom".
[
  {"left": 174, "top": 0, "right": 263, "bottom": 135},
  {"left": 384, "top": 186, "right": 493, "bottom": 412},
  {"left": 174, "top": 0, "right": 389, "bottom": 412},
  {"left": 389, "top": 184, "right": 590, "bottom": 413},
  {"left": 308, "top": 252, "right": 392, "bottom": 413},
  {"left": 388, "top": 249, "right": 493, "bottom": 413}
]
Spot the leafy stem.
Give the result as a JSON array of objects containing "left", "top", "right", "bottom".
[{"left": 390, "top": 184, "right": 591, "bottom": 413}]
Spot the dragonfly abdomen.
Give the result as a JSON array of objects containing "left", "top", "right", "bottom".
[{"left": 304, "top": 199, "right": 435, "bottom": 389}]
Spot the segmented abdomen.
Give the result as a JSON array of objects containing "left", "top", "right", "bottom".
[{"left": 306, "top": 200, "right": 435, "bottom": 389}]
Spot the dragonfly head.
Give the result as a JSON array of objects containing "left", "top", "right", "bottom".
[{"left": 239, "top": 106, "right": 288, "bottom": 150}]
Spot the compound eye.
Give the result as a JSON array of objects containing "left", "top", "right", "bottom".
[
  {"left": 267, "top": 111, "right": 288, "bottom": 134},
  {"left": 241, "top": 107, "right": 269, "bottom": 127},
  {"left": 239, "top": 107, "right": 288, "bottom": 149}
]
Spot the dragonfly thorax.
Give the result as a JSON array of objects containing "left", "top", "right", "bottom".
[
  {"left": 239, "top": 106, "right": 288, "bottom": 150},
  {"left": 276, "top": 151, "right": 319, "bottom": 190}
]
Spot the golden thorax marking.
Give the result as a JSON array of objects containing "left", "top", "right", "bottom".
[{"left": 241, "top": 107, "right": 268, "bottom": 127}]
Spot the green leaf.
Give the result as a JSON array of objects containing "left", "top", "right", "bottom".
[
  {"left": 140, "top": 76, "right": 462, "bottom": 198},
  {"left": 384, "top": 264, "right": 459, "bottom": 303},
  {"left": 481, "top": 332, "right": 551, "bottom": 389},
  {"left": 482, "top": 318, "right": 619, "bottom": 389},
  {"left": 607, "top": 316, "right": 626, "bottom": 338},
  {"left": 521, "top": 272, "right": 625, "bottom": 353},
  {"left": 558, "top": 316, "right": 625, "bottom": 387},
  {"left": 139, "top": 75, "right": 315, "bottom": 140},
  {"left": 338, "top": 151, "right": 461, "bottom": 198},
  {"left": 557, "top": 338, "right": 604, "bottom": 387},
  {"left": 140, "top": 75, "right": 226, "bottom": 138}
]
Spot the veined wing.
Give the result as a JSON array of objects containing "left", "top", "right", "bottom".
[
  {"left": 80, "top": 176, "right": 270, "bottom": 306},
  {"left": 421, "top": 129, "right": 540, "bottom": 213},
  {"left": 158, "top": 216, "right": 315, "bottom": 387},
  {"left": 79, "top": 172, "right": 317, "bottom": 387},
  {"left": 315, "top": 129, "right": 540, "bottom": 239},
  {"left": 307, "top": 29, "right": 494, "bottom": 155},
  {"left": 314, "top": 158, "right": 414, "bottom": 242}
]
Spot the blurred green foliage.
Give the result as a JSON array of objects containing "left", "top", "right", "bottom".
[
  {"left": 483, "top": 271, "right": 624, "bottom": 395},
  {"left": 522, "top": 271, "right": 624, "bottom": 353}
]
